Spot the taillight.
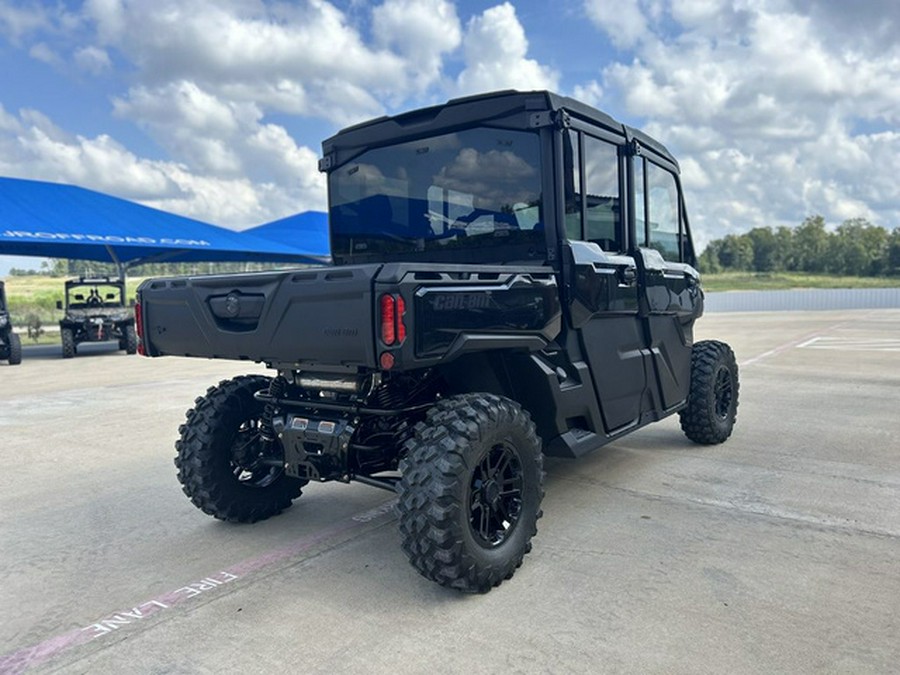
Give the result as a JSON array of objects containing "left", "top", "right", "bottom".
[
  {"left": 134, "top": 301, "right": 145, "bottom": 356},
  {"left": 380, "top": 294, "right": 396, "bottom": 345},
  {"left": 396, "top": 295, "right": 406, "bottom": 343},
  {"left": 379, "top": 351, "right": 395, "bottom": 370},
  {"left": 379, "top": 293, "right": 407, "bottom": 348}
]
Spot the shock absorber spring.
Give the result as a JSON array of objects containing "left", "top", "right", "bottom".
[{"left": 259, "top": 375, "right": 288, "bottom": 442}]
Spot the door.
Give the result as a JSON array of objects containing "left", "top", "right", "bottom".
[
  {"left": 565, "top": 132, "right": 649, "bottom": 434},
  {"left": 633, "top": 157, "right": 702, "bottom": 411}
]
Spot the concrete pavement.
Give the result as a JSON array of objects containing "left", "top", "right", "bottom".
[{"left": 1, "top": 310, "right": 898, "bottom": 673}]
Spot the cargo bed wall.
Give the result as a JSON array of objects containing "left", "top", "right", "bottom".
[{"left": 138, "top": 266, "right": 379, "bottom": 368}]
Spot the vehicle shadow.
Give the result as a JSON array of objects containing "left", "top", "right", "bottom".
[{"left": 21, "top": 342, "right": 132, "bottom": 361}]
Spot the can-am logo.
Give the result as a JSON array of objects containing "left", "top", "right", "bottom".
[
  {"left": 1, "top": 230, "right": 211, "bottom": 247},
  {"left": 429, "top": 293, "right": 492, "bottom": 311}
]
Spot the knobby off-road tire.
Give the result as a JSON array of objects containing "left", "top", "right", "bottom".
[
  {"left": 175, "top": 374, "right": 306, "bottom": 523},
  {"left": 123, "top": 324, "right": 137, "bottom": 354},
  {"left": 396, "top": 393, "right": 544, "bottom": 593},
  {"left": 680, "top": 340, "right": 739, "bottom": 444},
  {"left": 61, "top": 328, "right": 76, "bottom": 359},
  {"left": 7, "top": 332, "right": 22, "bottom": 365}
]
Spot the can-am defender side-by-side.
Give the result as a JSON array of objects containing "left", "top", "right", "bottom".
[
  {"left": 136, "top": 91, "right": 739, "bottom": 592},
  {"left": 57, "top": 276, "right": 137, "bottom": 358},
  {"left": 0, "top": 281, "right": 23, "bottom": 365}
]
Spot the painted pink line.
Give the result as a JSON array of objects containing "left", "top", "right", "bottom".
[
  {"left": 0, "top": 499, "right": 396, "bottom": 675},
  {"left": 0, "top": 628, "right": 94, "bottom": 675}
]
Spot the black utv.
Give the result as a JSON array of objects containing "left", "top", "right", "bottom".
[
  {"left": 57, "top": 276, "right": 137, "bottom": 358},
  {"left": 136, "top": 90, "right": 739, "bottom": 592},
  {"left": 0, "top": 280, "right": 23, "bottom": 365}
]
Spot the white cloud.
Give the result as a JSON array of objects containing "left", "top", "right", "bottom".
[
  {"left": 84, "top": 0, "right": 126, "bottom": 44},
  {"left": 456, "top": 3, "right": 559, "bottom": 96},
  {"left": 578, "top": 0, "right": 900, "bottom": 246},
  {"left": 74, "top": 45, "right": 112, "bottom": 74},
  {"left": 790, "top": 0, "right": 899, "bottom": 56},
  {"left": 0, "top": 105, "right": 325, "bottom": 228},
  {"left": 83, "top": 0, "right": 407, "bottom": 124},
  {"left": 113, "top": 81, "right": 250, "bottom": 174},
  {"left": 669, "top": 0, "right": 726, "bottom": 27},
  {"left": 0, "top": 104, "right": 22, "bottom": 133},
  {"left": 0, "top": 3, "right": 52, "bottom": 43},
  {"left": 0, "top": 113, "right": 174, "bottom": 199},
  {"left": 572, "top": 81, "right": 604, "bottom": 109},
  {"left": 679, "top": 156, "right": 710, "bottom": 191},
  {"left": 372, "top": 0, "right": 461, "bottom": 91},
  {"left": 28, "top": 42, "right": 61, "bottom": 67},
  {"left": 1, "top": 1, "right": 564, "bottom": 234},
  {"left": 13, "top": 0, "right": 893, "bottom": 254},
  {"left": 109, "top": 79, "right": 325, "bottom": 217},
  {"left": 145, "top": 167, "right": 267, "bottom": 227},
  {"left": 584, "top": 0, "right": 650, "bottom": 49}
]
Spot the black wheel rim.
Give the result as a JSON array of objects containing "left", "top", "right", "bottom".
[
  {"left": 230, "top": 418, "right": 282, "bottom": 488},
  {"left": 469, "top": 441, "right": 524, "bottom": 547},
  {"left": 714, "top": 366, "right": 734, "bottom": 419}
]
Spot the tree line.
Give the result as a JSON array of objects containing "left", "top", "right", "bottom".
[{"left": 698, "top": 216, "right": 900, "bottom": 276}]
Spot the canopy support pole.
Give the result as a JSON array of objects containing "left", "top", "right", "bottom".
[{"left": 104, "top": 245, "right": 126, "bottom": 281}]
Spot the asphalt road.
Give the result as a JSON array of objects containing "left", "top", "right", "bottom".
[{"left": 2, "top": 310, "right": 899, "bottom": 674}]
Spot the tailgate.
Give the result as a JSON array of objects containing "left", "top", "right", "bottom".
[{"left": 137, "top": 265, "right": 380, "bottom": 368}]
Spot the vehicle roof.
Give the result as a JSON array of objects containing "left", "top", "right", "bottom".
[
  {"left": 322, "top": 89, "right": 677, "bottom": 168},
  {"left": 67, "top": 276, "right": 123, "bottom": 283}
]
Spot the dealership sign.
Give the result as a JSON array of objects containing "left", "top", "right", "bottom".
[{"left": 1, "top": 230, "right": 212, "bottom": 247}]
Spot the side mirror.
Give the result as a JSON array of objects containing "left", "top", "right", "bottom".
[
  {"left": 106, "top": 293, "right": 116, "bottom": 300},
  {"left": 129, "top": 298, "right": 136, "bottom": 307},
  {"left": 74, "top": 294, "right": 84, "bottom": 301},
  {"left": 56, "top": 300, "right": 63, "bottom": 310}
]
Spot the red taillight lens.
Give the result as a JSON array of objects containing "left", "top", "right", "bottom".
[
  {"left": 379, "top": 293, "right": 407, "bottom": 349},
  {"left": 379, "top": 351, "right": 395, "bottom": 370},
  {"left": 134, "top": 301, "right": 146, "bottom": 356},
  {"left": 396, "top": 295, "right": 406, "bottom": 343},
  {"left": 380, "top": 294, "right": 396, "bottom": 345}
]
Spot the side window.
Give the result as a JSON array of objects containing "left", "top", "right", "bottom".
[
  {"left": 583, "top": 136, "right": 621, "bottom": 251},
  {"left": 635, "top": 157, "right": 646, "bottom": 243},
  {"left": 645, "top": 162, "right": 680, "bottom": 261},
  {"left": 564, "top": 131, "right": 582, "bottom": 239}
]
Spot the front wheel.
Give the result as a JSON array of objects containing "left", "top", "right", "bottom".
[
  {"left": 396, "top": 393, "right": 544, "bottom": 593},
  {"left": 175, "top": 375, "right": 306, "bottom": 523},
  {"left": 7, "top": 332, "right": 22, "bottom": 365},
  {"left": 679, "top": 340, "right": 739, "bottom": 444},
  {"left": 61, "top": 328, "right": 76, "bottom": 359}
]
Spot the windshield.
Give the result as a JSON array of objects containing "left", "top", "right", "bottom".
[
  {"left": 67, "top": 283, "right": 125, "bottom": 309},
  {"left": 329, "top": 127, "right": 545, "bottom": 264}
]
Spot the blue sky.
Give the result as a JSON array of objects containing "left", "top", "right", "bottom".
[{"left": 2, "top": 0, "right": 899, "bottom": 275}]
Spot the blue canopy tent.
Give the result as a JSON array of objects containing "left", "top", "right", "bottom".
[
  {"left": 242, "top": 210, "right": 329, "bottom": 258},
  {"left": 0, "top": 177, "right": 328, "bottom": 272}
]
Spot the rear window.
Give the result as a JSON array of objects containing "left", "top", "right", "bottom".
[{"left": 329, "top": 127, "right": 545, "bottom": 264}]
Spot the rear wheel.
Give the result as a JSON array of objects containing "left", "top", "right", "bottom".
[
  {"left": 396, "top": 393, "right": 544, "bottom": 592},
  {"left": 175, "top": 374, "right": 306, "bottom": 523},
  {"left": 7, "top": 332, "right": 22, "bottom": 365},
  {"left": 61, "top": 328, "right": 76, "bottom": 359},
  {"left": 679, "top": 340, "right": 739, "bottom": 444}
]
